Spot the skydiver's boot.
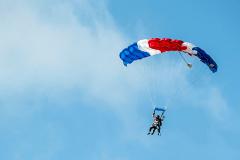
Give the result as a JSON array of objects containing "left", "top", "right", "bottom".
[{"left": 147, "top": 132, "right": 150, "bottom": 135}]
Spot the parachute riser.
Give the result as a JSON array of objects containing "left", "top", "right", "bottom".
[
  {"left": 178, "top": 52, "right": 192, "bottom": 68},
  {"left": 154, "top": 107, "right": 166, "bottom": 118}
]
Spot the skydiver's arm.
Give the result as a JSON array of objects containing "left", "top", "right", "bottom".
[
  {"left": 160, "top": 115, "right": 164, "bottom": 120},
  {"left": 152, "top": 112, "right": 155, "bottom": 118}
]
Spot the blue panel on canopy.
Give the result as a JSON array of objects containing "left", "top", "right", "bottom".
[
  {"left": 119, "top": 43, "right": 150, "bottom": 66},
  {"left": 193, "top": 47, "right": 218, "bottom": 73}
]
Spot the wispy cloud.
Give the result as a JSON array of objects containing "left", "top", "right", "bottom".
[{"left": 0, "top": 0, "right": 129, "bottom": 107}]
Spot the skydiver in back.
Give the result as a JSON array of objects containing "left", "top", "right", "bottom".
[{"left": 147, "top": 111, "right": 164, "bottom": 135}]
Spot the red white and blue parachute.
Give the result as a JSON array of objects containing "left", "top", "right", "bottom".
[{"left": 119, "top": 38, "right": 218, "bottom": 73}]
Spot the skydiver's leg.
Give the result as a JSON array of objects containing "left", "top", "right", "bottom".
[
  {"left": 148, "top": 126, "right": 154, "bottom": 135},
  {"left": 157, "top": 126, "right": 161, "bottom": 135},
  {"left": 151, "top": 126, "right": 157, "bottom": 135}
]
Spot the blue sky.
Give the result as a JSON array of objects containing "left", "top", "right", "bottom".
[{"left": 0, "top": 0, "right": 239, "bottom": 159}]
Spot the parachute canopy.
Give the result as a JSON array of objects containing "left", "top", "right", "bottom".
[{"left": 119, "top": 38, "right": 218, "bottom": 73}]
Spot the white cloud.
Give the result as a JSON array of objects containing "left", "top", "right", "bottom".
[{"left": 0, "top": 0, "right": 127, "bottom": 101}]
